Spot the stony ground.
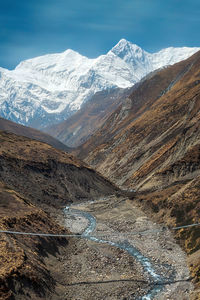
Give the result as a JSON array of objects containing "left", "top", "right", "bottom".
[{"left": 49, "top": 195, "right": 193, "bottom": 300}]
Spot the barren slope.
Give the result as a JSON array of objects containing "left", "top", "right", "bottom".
[
  {"left": 0, "top": 131, "right": 118, "bottom": 209},
  {"left": 75, "top": 51, "right": 200, "bottom": 297},
  {"left": 0, "top": 130, "right": 119, "bottom": 299},
  {"left": 0, "top": 117, "right": 70, "bottom": 152},
  {"left": 0, "top": 181, "right": 69, "bottom": 300}
]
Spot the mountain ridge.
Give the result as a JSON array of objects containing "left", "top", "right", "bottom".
[
  {"left": 0, "top": 39, "right": 199, "bottom": 129},
  {"left": 0, "top": 117, "right": 71, "bottom": 152}
]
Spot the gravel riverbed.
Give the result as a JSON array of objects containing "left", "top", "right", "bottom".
[{"left": 59, "top": 196, "right": 193, "bottom": 299}]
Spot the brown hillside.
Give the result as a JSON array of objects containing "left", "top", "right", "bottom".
[
  {"left": 75, "top": 51, "right": 200, "bottom": 296},
  {"left": 0, "top": 117, "right": 71, "bottom": 152},
  {"left": 0, "top": 181, "right": 69, "bottom": 299},
  {"left": 0, "top": 131, "right": 118, "bottom": 209},
  {"left": 0, "top": 130, "right": 119, "bottom": 298},
  {"left": 77, "top": 50, "right": 200, "bottom": 190}
]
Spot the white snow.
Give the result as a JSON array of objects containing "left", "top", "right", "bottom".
[{"left": 0, "top": 39, "right": 199, "bottom": 128}]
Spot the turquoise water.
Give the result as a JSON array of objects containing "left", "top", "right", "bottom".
[{"left": 64, "top": 207, "right": 174, "bottom": 299}]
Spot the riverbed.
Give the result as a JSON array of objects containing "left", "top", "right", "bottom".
[{"left": 62, "top": 195, "right": 193, "bottom": 299}]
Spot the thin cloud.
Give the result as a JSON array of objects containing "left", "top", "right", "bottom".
[{"left": 0, "top": 0, "right": 200, "bottom": 69}]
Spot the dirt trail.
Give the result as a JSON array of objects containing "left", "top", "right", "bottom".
[{"left": 52, "top": 196, "right": 193, "bottom": 299}]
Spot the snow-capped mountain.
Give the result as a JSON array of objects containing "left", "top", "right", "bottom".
[{"left": 0, "top": 39, "right": 199, "bottom": 128}]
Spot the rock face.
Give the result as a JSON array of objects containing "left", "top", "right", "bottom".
[
  {"left": 0, "top": 39, "right": 199, "bottom": 129},
  {"left": 75, "top": 50, "right": 200, "bottom": 295},
  {"left": 0, "top": 130, "right": 118, "bottom": 299}
]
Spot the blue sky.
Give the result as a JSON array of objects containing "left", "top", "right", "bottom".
[{"left": 1, "top": 0, "right": 200, "bottom": 69}]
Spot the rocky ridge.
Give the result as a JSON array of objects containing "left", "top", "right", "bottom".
[{"left": 0, "top": 131, "right": 118, "bottom": 208}]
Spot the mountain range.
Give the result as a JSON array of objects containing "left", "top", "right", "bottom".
[{"left": 0, "top": 39, "right": 199, "bottom": 128}]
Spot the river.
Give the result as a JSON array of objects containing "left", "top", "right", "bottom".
[{"left": 64, "top": 196, "right": 193, "bottom": 299}]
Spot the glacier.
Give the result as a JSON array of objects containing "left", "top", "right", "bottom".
[{"left": 0, "top": 39, "right": 199, "bottom": 128}]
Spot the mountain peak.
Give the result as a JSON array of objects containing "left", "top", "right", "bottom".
[
  {"left": 110, "top": 39, "right": 145, "bottom": 60},
  {"left": 62, "top": 48, "right": 82, "bottom": 57},
  {"left": 113, "top": 38, "right": 136, "bottom": 48},
  {"left": 115, "top": 38, "right": 132, "bottom": 46}
]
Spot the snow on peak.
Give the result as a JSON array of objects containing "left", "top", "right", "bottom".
[
  {"left": 110, "top": 39, "right": 144, "bottom": 59},
  {"left": 111, "top": 38, "right": 133, "bottom": 51},
  {"left": 109, "top": 39, "right": 151, "bottom": 79},
  {"left": 150, "top": 46, "right": 200, "bottom": 69},
  {"left": 15, "top": 48, "right": 87, "bottom": 73},
  {"left": 0, "top": 40, "right": 199, "bottom": 129}
]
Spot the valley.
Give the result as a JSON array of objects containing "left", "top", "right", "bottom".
[
  {"left": 0, "top": 40, "right": 200, "bottom": 299},
  {"left": 71, "top": 50, "right": 200, "bottom": 298},
  {"left": 48, "top": 196, "right": 192, "bottom": 299}
]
